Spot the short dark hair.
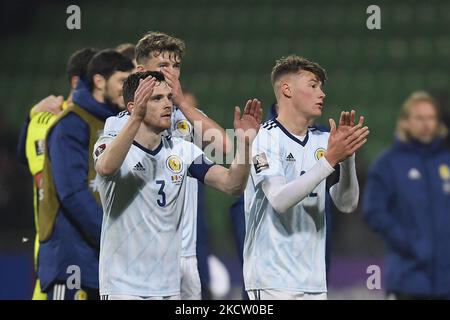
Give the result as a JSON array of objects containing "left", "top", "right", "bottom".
[
  {"left": 135, "top": 31, "right": 185, "bottom": 65},
  {"left": 271, "top": 55, "right": 327, "bottom": 86},
  {"left": 66, "top": 48, "right": 98, "bottom": 84},
  {"left": 86, "top": 49, "right": 135, "bottom": 89},
  {"left": 123, "top": 71, "right": 165, "bottom": 105},
  {"left": 115, "top": 43, "right": 136, "bottom": 61}
]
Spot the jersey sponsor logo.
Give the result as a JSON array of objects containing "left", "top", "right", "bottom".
[
  {"left": 314, "top": 148, "right": 326, "bottom": 160},
  {"left": 166, "top": 155, "right": 183, "bottom": 173},
  {"left": 253, "top": 152, "right": 269, "bottom": 173},
  {"left": 285, "top": 152, "right": 296, "bottom": 162},
  {"left": 175, "top": 120, "right": 192, "bottom": 136},
  {"left": 94, "top": 144, "right": 106, "bottom": 157},
  {"left": 133, "top": 162, "right": 146, "bottom": 171},
  {"left": 35, "top": 139, "right": 45, "bottom": 156}
]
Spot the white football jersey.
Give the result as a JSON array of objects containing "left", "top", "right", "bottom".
[
  {"left": 93, "top": 133, "right": 214, "bottom": 297},
  {"left": 103, "top": 107, "right": 200, "bottom": 257},
  {"left": 244, "top": 118, "right": 330, "bottom": 293}
]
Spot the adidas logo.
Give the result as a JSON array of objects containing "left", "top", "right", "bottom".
[
  {"left": 133, "top": 162, "right": 146, "bottom": 171},
  {"left": 286, "top": 153, "right": 296, "bottom": 161}
]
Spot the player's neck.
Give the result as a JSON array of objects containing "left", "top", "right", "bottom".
[
  {"left": 135, "top": 124, "right": 162, "bottom": 152},
  {"left": 92, "top": 89, "right": 105, "bottom": 104},
  {"left": 276, "top": 108, "right": 310, "bottom": 136}
]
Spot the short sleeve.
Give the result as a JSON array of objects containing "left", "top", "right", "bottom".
[
  {"left": 93, "top": 133, "right": 133, "bottom": 180},
  {"left": 103, "top": 114, "right": 128, "bottom": 137},
  {"left": 250, "top": 130, "right": 284, "bottom": 187}
]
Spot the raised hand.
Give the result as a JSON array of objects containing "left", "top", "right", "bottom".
[
  {"left": 130, "top": 76, "right": 156, "bottom": 121},
  {"left": 325, "top": 112, "right": 369, "bottom": 166},
  {"left": 161, "top": 68, "right": 184, "bottom": 107},
  {"left": 234, "top": 98, "right": 263, "bottom": 146},
  {"left": 33, "top": 95, "right": 64, "bottom": 115},
  {"left": 338, "top": 109, "right": 364, "bottom": 132}
]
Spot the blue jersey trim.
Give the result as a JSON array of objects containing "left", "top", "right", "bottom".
[
  {"left": 132, "top": 140, "right": 163, "bottom": 156},
  {"left": 273, "top": 119, "right": 309, "bottom": 147}
]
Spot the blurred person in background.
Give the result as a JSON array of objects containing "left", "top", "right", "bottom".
[
  {"left": 16, "top": 48, "right": 99, "bottom": 300},
  {"left": 37, "top": 50, "right": 134, "bottom": 300},
  {"left": 363, "top": 91, "right": 450, "bottom": 300},
  {"left": 443, "top": 108, "right": 450, "bottom": 149},
  {"left": 116, "top": 43, "right": 137, "bottom": 68}
]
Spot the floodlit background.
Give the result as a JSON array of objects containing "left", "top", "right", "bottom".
[{"left": 1, "top": 0, "right": 449, "bottom": 299}]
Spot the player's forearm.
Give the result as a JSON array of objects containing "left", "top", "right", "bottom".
[
  {"left": 223, "top": 141, "right": 251, "bottom": 196},
  {"left": 96, "top": 117, "right": 141, "bottom": 177},
  {"left": 263, "top": 157, "right": 335, "bottom": 214},
  {"left": 179, "top": 103, "right": 232, "bottom": 154},
  {"left": 330, "top": 154, "right": 359, "bottom": 213}
]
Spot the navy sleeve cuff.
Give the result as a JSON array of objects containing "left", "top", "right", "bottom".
[{"left": 188, "top": 155, "right": 215, "bottom": 183}]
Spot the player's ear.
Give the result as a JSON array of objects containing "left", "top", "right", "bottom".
[
  {"left": 281, "top": 82, "right": 292, "bottom": 98},
  {"left": 398, "top": 118, "right": 409, "bottom": 139},
  {"left": 127, "top": 101, "right": 134, "bottom": 114},
  {"left": 70, "top": 75, "right": 79, "bottom": 91},
  {"left": 136, "top": 65, "right": 146, "bottom": 72},
  {"left": 92, "top": 74, "right": 106, "bottom": 92}
]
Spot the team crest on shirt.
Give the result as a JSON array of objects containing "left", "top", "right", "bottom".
[
  {"left": 74, "top": 289, "right": 87, "bottom": 300},
  {"left": 439, "top": 164, "right": 450, "bottom": 194},
  {"left": 439, "top": 164, "right": 450, "bottom": 181},
  {"left": 175, "top": 120, "right": 192, "bottom": 136},
  {"left": 35, "top": 139, "right": 45, "bottom": 156},
  {"left": 314, "top": 148, "right": 326, "bottom": 160},
  {"left": 166, "top": 155, "right": 183, "bottom": 173},
  {"left": 253, "top": 152, "right": 269, "bottom": 173}
]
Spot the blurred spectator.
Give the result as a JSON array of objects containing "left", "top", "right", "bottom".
[
  {"left": 116, "top": 43, "right": 137, "bottom": 67},
  {"left": 1, "top": 120, "right": 32, "bottom": 232},
  {"left": 37, "top": 50, "right": 133, "bottom": 300},
  {"left": 16, "top": 48, "right": 99, "bottom": 300},
  {"left": 363, "top": 91, "right": 450, "bottom": 299}
]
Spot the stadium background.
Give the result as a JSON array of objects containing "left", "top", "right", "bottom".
[{"left": 1, "top": 0, "right": 449, "bottom": 299}]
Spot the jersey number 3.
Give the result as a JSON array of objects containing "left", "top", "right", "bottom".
[{"left": 156, "top": 180, "right": 166, "bottom": 207}]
